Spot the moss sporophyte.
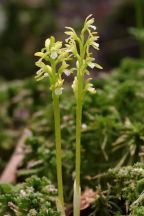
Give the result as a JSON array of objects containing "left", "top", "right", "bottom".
[{"left": 34, "top": 14, "right": 102, "bottom": 216}]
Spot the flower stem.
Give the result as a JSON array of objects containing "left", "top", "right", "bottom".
[
  {"left": 76, "top": 74, "right": 83, "bottom": 193},
  {"left": 52, "top": 92, "right": 64, "bottom": 211},
  {"left": 135, "top": 0, "right": 144, "bottom": 58},
  {"left": 135, "top": 0, "right": 143, "bottom": 30},
  {"left": 74, "top": 72, "right": 83, "bottom": 216}
]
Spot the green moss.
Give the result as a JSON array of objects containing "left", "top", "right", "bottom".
[
  {"left": 91, "top": 163, "right": 144, "bottom": 216},
  {"left": 0, "top": 176, "right": 59, "bottom": 216}
]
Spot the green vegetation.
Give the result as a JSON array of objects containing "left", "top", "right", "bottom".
[
  {"left": 0, "top": 176, "right": 59, "bottom": 216},
  {"left": 16, "top": 57, "right": 144, "bottom": 185},
  {"left": 0, "top": 37, "right": 144, "bottom": 216},
  {"left": 1, "top": 57, "right": 144, "bottom": 180},
  {"left": 91, "top": 163, "right": 144, "bottom": 216},
  {"left": 0, "top": 2, "right": 144, "bottom": 215}
]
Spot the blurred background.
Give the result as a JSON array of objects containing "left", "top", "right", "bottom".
[{"left": 0, "top": 0, "right": 143, "bottom": 80}]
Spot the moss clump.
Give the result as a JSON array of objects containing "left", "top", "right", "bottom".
[
  {"left": 91, "top": 163, "right": 144, "bottom": 216},
  {"left": 0, "top": 176, "right": 60, "bottom": 216}
]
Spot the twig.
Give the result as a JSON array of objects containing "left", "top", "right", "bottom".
[
  {"left": 0, "top": 128, "right": 31, "bottom": 182},
  {"left": 85, "top": 172, "right": 108, "bottom": 180}
]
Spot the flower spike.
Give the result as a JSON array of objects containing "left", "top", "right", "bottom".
[
  {"left": 65, "top": 14, "right": 103, "bottom": 216},
  {"left": 34, "top": 36, "right": 72, "bottom": 216}
]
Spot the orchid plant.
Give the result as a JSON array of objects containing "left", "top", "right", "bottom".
[
  {"left": 64, "top": 14, "right": 102, "bottom": 216},
  {"left": 34, "top": 36, "right": 72, "bottom": 216},
  {"left": 34, "top": 14, "right": 102, "bottom": 216}
]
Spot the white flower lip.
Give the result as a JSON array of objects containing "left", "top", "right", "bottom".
[
  {"left": 36, "top": 69, "right": 42, "bottom": 75},
  {"left": 88, "top": 24, "right": 96, "bottom": 30},
  {"left": 63, "top": 69, "right": 71, "bottom": 76},
  {"left": 50, "top": 52, "right": 58, "bottom": 59},
  {"left": 88, "top": 87, "right": 95, "bottom": 93},
  {"left": 88, "top": 62, "right": 95, "bottom": 69},
  {"left": 44, "top": 72, "right": 48, "bottom": 77},
  {"left": 91, "top": 41, "right": 99, "bottom": 48},
  {"left": 66, "top": 48, "right": 72, "bottom": 53},
  {"left": 55, "top": 87, "right": 64, "bottom": 95}
]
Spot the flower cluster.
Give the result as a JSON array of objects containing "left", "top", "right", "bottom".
[
  {"left": 65, "top": 14, "right": 103, "bottom": 96},
  {"left": 35, "top": 15, "right": 102, "bottom": 97},
  {"left": 35, "top": 36, "right": 72, "bottom": 95}
]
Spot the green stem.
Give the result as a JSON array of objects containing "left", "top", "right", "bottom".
[
  {"left": 76, "top": 74, "right": 83, "bottom": 193},
  {"left": 135, "top": 0, "right": 144, "bottom": 58},
  {"left": 74, "top": 41, "right": 84, "bottom": 216},
  {"left": 135, "top": 0, "right": 143, "bottom": 29},
  {"left": 52, "top": 92, "right": 64, "bottom": 208}
]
